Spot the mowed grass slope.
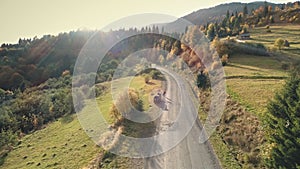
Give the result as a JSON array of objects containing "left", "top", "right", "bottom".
[
  {"left": 1, "top": 111, "right": 101, "bottom": 169},
  {"left": 224, "top": 54, "right": 288, "bottom": 115},
  {"left": 1, "top": 75, "right": 161, "bottom": 169},
  {"left": 200, "top": 53, "right": 287, "bottom": 168},
  {"left": 91, "top": 75, "right": 162, "bottom": 168},
  {"left": 226, "top": 25, "right": 300, "bottom": 114},
  {"left": 249, "top": 25, "right": 300, "bottom": 57},
  {"left": 209, "top": 54, "right": 286, "bottom": 168},
  {"left": 210, "top": 26, "right": 295, "bottom": 167},
  {"left": 98, "top": 76, "right": 162, "bottom": 124},
  {"left": 225, "top": 54, "right": 287, "bottom": 114}
]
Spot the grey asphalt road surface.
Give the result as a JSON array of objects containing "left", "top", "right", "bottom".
[{"left": 144, "top": 67, "right": 221, "bottom": 169}]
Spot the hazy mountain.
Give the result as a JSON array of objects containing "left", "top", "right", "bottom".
[{"left": 163, "top": 1, "right": 282, "bottom": 33}]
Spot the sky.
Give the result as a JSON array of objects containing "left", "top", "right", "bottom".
[{"left": 0, "top": 0, "right": 291, "bottom": 44}]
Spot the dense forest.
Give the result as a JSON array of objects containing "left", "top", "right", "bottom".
[
  {"left": 166, "top": 1, "right": 300, "bottom": 32},
  {"left": 199, "top": 1, "right": 300, "bottom": 40}
]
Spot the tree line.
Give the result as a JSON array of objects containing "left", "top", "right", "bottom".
[{"left": 201, "top": 1, "right": 300, "bottom": 41}]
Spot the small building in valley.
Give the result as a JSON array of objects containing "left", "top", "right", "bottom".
[
  {"left": 238, "top": 33, "right": 251, "bottom": 40},
  {"left": 284, "top": 40, "right": 290, "bottom": 47}
]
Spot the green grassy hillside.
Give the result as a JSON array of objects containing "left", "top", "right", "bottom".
[
  {"left": 225, "top": 54, "right": 287, "bottom": 114},
  {"left": 1, "top": 75, "right": 161, "bottom": 168},
  {"left": 249, "top": 25, "right": 300, "bottom": 57},
  {"left": 0, "top": 105, "right": 101, "bottom": 169},
  {"left": 208, "top": 24, "right": 300, "bottom": 168},
  {"left": 207, "top": 54, "right": 287, "bottom": 168}
]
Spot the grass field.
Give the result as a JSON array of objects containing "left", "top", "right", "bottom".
[
  {"left": 249, "top": 24, "right": 300, "bottom": 57},
  {"left": 225, "top": 55, "right": 287, "bottom": 78},
  {"left": 1, "top": 75, "right": 162, "bottom": 169},
  {"left": 208, "top": 53, "right": 287, "bottom": 168},
  {"left": 209, "top": 25, "right": 297, "bottom": 168},
  {"left": 98, "top": 76, "right": 163, "bottom": 124},
  {"left": 224, "top": 54, "right": 287, "bottom": 115},
  {"left": 95, "top": 75, "right": 162, "bottom": 168},
  {"left": 0, "top": 106, "right": 101, "bottom": 169},
  {"left": 226, "top": 79, "right": 285, "bottom": 114}
]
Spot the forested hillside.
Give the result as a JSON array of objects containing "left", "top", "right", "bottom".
[
  {"left": 182, "top": 1, "right": 279, "bottom": 25},
  {"left": 165, "top": 1, "right": 300, "bottom": 34},
  {"left": 0, "top": 31, "right": 92, "bottom": 90}
]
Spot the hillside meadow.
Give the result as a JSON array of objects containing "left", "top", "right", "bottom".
[{"left": 1, "top": 76, "right": 162, "bottom": 169}]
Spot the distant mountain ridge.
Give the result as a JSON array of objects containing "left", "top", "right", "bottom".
[
  {"left": 163, "top": 1, "right": 282, "bottom": 32},
  {"left": 183, "top": 2, "right": 280, "bottom": 24}
]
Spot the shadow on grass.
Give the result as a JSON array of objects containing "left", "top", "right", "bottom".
[
  {"left": 226, "top": 75, "right": 287, "bottom": 80},
  {"left": 145, "top": 81, "right": 156, "bottom": 85},
  {"left": 228, "top": 64, "right": 262, "bottom": 72},
  {"left": 122, "top": 113, "right": 157, "bottom": 138},
  {"left": 60, "top": 114, "right": 74, "bottom": 124},
  {"left": 0, "top": 151, "right": 8, "bottom": 166},
  {"left": 229, "top": 54, "right": 286, "bottom": 71}
]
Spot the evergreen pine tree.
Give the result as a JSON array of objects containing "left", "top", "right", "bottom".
[
  {"left": 226, "top": 10, "right": 230, "bottom": 19},
  {"left": 264, "top": 1, "right": 269, "bottom": 17},
  {"left": 265, "top": 64, "right": 300, "bottom": 169},
  {"left": 197, "top": 71, "right": 209, "bottom": 89},
  {"left": 243, "top": 5, "right": 248, "bottom": 16}
]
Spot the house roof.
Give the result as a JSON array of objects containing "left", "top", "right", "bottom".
[{"left": 240, "top": 33, "right": 250, "bottom": 36}]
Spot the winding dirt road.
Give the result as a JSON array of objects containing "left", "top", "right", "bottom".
[{"left": 144, "top": 67, "right": 221, "bottom": 169}]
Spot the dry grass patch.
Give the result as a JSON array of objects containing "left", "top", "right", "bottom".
[
  {"left": 217, "top": 97, "right": 265, "bottom": 168},
  {"left": 226, "top": 79, "right": 285, "bottom": 114}
]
